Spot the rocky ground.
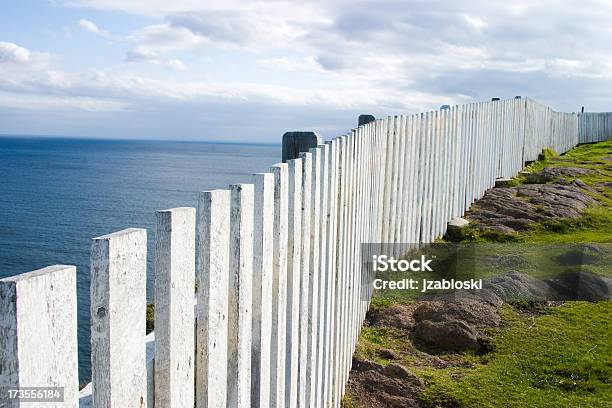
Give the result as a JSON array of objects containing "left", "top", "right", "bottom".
[
  {"left": 466, "top": 167, "right": 600, "bottom": 234},
  {"left": 343, "top": 143, "right": 612, "bottom": 408}
]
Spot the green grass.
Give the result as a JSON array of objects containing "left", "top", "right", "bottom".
[
  {"left": 355, "top": 326, "right": 408, "bottom": 365},
  {"left": 419, "top": 303, "right": 612, "bottom": 408},
  {"left": 146, "top": 303, "right": 154, "bottom": 334},
  {"left": 521, "top": 207, "right": 612, "bottom": 243},
  {"left": 539, "top": 147, "right": 560, "bottom": 160},
  {"left": 502, "top": 141, "right": 612, "bottom": 188}
]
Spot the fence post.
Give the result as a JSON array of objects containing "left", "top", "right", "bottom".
[
  {"left": 91, "top": 228, "right": 147, "bottom": 407},
  {"left": 196, "top": 190, "right": 230, "bottom": 408},
  {"left": 228, "top": 184, "right": 254, "bottom": 408},
  {"left": 322, "top": 138, "right": 338, "bottom": 408},
  {"left": 285, "top": 158, "right": 303, "bottom": 407},
  {"left": 358, "top": 115, "right": 376, "bottom": 127},
  {"left": 154, "top": 207, "right": 196, "bottom": 408},
  {"left": 282, "top": 132, "right": 323, "bottom": 162},
  {"left": 331, "top": 136, "right": 347, "bottom": 407},
  {"left": 315, "top": 143, "right": 329, "bottom": 407},
  {"left": 297, "top": 151, "right": 312, "bottom": 408},
  {"left": 270, "top": 163, "right": 289, "bottom": 408},
  {"left": 251, "top": 173, "right": 275, "bottom": 408},
  {"left": 306, "top": 146, "right": 322, "bottom": 407},
  {"left": 0, "top": 265, "right": 79, "bottom": 407}
]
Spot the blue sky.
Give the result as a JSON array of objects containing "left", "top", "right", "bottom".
[{"left": 1, "top": 0, "right": 611, "bottom": 142}]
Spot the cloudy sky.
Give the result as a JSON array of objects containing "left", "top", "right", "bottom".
[{"left": 1, "top": 0, "right": 611, "bottom": 142}]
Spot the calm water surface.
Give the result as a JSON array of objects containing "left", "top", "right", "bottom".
[{"left": 0, "top": 136, "right": 279, "bottom": 382}]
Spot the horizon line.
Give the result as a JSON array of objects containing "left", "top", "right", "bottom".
[{"left": 0, "top": 133, "right": 282, "bottom": 146}]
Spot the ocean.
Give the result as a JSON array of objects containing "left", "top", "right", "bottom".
[{"left": 0, "top": 136, "right": 279, "bottom": 382}]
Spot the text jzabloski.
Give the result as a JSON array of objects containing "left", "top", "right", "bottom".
[{"left": 371, "top": 255, "right": 482, "bottom": 292}]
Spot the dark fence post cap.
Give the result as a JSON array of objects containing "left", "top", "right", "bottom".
[
  {"left": 282, "top": 131, "right": 323, "bottom": 163},
  {"left": 440, "top": 104, "right": 451, "bottom": 110},
  {"left": 358, "top": 114, "right": 376, "bottom": 127}
]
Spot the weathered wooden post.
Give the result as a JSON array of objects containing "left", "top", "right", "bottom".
[
  {"left": 270, "top": 163, "right": 288, "bottom": 408},
  {"left": 357, "top": 114, "right": 375, "bottom": 127},
  {"left": 314, "top": 143, "right": 329, "bottom": 407},
  {"left": 285, "top": 158, "right": 302, "bottom": 407},
  {"left": 321, "top": 139, "right": 338, "bottom": 408},
  {"left": 297, "top": 151, "right": 311, "bottom": 408},
  {"left": 154, "top": 207, "right": 196, "bottom": 408},
  {"left": 306, "top": 145, "right": 323, "bottom": 407},
  {"left": 251, "top": 173, "right": 274, "bottom": 408},
  {"left": 331, "top": 135, "right": 346, "bottom": 407},
  {"left": 196, "top": 190, "right": 230, "bottom": 408},
  {"left": 228, "top": 184, "right": 254, "bottom": 408},
  {"left": 0, "top": 265, "right": 79, "bottom": 407},
  {"left": 91, "top": 228, "right": 147, "bottom": 407},
  {"left": 282, "top": 131, "right": 322, "bottom": 163}
]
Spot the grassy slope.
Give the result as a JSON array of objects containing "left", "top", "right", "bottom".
[
  {"left": 345, "top": 141, "right": 612, "bottom": 408},
  {"left": 419, "top": 303, "right": 611, "bottom": 408}
]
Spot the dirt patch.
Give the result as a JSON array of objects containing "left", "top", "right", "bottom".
[
  {"left": 544, "top": 271, "right": 612, "bottom": 301},
  {"left": 410, "top": 297, "right": 500, "bottom": 354},
  {"left": 413, "top": 319, "right": 482, "bottom": 352},
  {"left": 347, "top": 358, "right": 424, "bottom": 408},
  {"left": 367, "top": 302, "right": 417, "bottom": 331}
]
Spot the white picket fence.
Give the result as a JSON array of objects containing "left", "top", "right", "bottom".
[
  {"left": 1, "top": 97, "right": 611, "bottom": 408},
  {"left": 579, "top": 112, "right": 612, "bottom": 143}
]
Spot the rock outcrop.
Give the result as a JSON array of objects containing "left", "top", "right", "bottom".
[{"left": 467, "top": 168, "right": 598, "bottom": 233}]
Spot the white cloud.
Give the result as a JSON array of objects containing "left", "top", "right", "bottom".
[
  {"left": 125, "top": 46, "right": 157, "bottom": 62},
  {"left": 462, "top": 14, "right": 487, "bottom": 32},
  {"left": 125, "top": 46, "right": 186, "bottom": 70},
  {"left": 258, "top": 57, "right": 322, "bottom": 73},
  {"left": 0, "top": 42, "right": 31, "bottom": 64},
  {"left": 165, "top": 59, "right": 186, "bottom": 70},
  {"left": 78, "top": 18, "right": 111, "bottom": 38},
  {"left": 0, "top": 42, "right": 440, "bottom": 114},
  {"left": 0, "top": 90, "right": 128, "bottom": 112},
  {"left": 167, "top": 10, "right": 312, "bottom": 50},
  {"left": 130, "top": 23, "right": 205, "bottom": 52},
  {"left": 60, "top": 0, "right": 328, "bottom": 22}
]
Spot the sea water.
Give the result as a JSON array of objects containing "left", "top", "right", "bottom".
[{"left": 0, "top": 136, "right": 279, "bottom": 382}]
